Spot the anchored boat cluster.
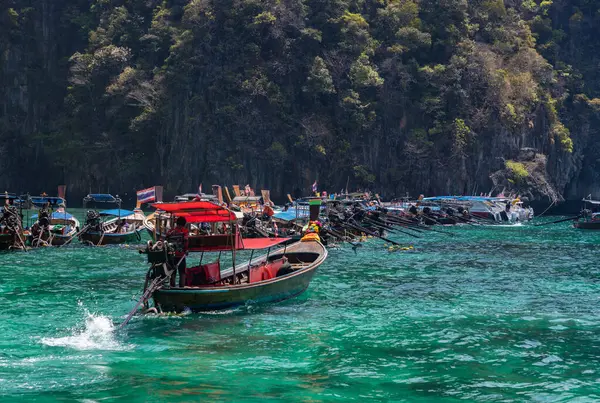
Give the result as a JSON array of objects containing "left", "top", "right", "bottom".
[{"left": 0, "top": 186, "right": 551, "bottom": 321}]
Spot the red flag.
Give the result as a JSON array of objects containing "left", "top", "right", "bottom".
[{"left": 57, "top": 185, "right": 66, "bottom": 199}]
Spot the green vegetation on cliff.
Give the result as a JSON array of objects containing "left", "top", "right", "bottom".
[{"left": 1, "top": 0, "right": 600, "bottom": 200}]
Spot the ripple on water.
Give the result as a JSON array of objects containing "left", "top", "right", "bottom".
[{"left": 2, "top": 215, "right": 600, "bottom": 401}]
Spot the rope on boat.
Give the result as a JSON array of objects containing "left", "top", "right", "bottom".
[
  {"left": 534, "top": 215, "right": 580, "bottom": 227},
  {"left": 535, "top": 200, "right": 555, "bottom": 219}
]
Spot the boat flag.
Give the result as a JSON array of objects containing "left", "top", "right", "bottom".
[
  {"left": 198, "top": 184, "right": 202, "bottom": 195},
  {"left": 312, "top": 181, "right": 318, "bottom": 193},
  {"left": 136, "top": 187, "right": 156, "bottom": 204},
  {"left": 245, "top": 184, "right": 251, "bottom": 195}
]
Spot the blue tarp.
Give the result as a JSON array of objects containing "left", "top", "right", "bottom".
[
  {"left": 99, "top": 209, "right": 135, "bottom": 217},
  {"left": 31, "top": 211, "right": 74, "bottom": 220},
  {"left": 30, "top": 196, "right": 65, "bottom": 206},
  {"left": 86, "top": 194, "right": 117, "bottom": 202}
]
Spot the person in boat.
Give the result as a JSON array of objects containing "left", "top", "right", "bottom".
[
  {"left": 115, "top": 219, "right": 125, "bottom": 233},
  {"left": 166, "top": 216, "right": 189, "bottom": 287},
  {"left": 262, "top": 203, "right": 275, "bottom": 220}
]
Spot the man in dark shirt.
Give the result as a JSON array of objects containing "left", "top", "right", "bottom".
[{"left": 166, "top": 216, "right": 189, "bottom": 287}]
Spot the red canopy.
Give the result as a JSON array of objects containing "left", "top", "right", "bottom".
[
  {"left": 187, "top": 235, "right": 290, "bottom": 252},
  {"left": 152, "top": 201, "right": 237, "bottom": 223},
  {"left": 242, "top": 237, "right": 290, "bottom": 250}
]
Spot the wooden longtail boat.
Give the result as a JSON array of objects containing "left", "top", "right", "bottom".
[
  {"left": 573, "top": 198, "right": 600, "bottom": 230},
  {"left": 142, "top": 200, "right": 327, "bottom": 312},
  {"left": 79, "top": 194, "right": 145, "bottom": 245},
  {"left": 29, "top": 209, "right": 81, "bottom": 246},
  {"left": 0, "top": 193, "right": 27, "bottom": 250},
  {"left": 79, "top": 208, "right": 146, "bottom": 245}
]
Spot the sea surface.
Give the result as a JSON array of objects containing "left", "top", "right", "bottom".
[{"left": 1, "top": 211, "right": 600, "bottom": 402}]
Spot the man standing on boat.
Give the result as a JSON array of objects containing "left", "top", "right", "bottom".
[{"left": 166, "top": 216, "right": 189, "bottom": 287}]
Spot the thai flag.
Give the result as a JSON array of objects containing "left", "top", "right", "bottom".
[
  {"left": 137, "top": 187, "right": 156, "bottom": 203},
  {"left": 312, "top": 181, "right": 317, "bottom": 193}
]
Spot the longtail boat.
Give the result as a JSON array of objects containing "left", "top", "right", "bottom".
[
  {"left": 29, "top": 208, "right": 80, "bottom": 247},
  {"left": 79, "top": 209, "right": 146, "bottom": 245},
  {"left": 138, "top": 200, "right": 327, "bottom": 313},
  {"left": 79, "top": 194, "right": 145, "bottom": 245},
  {"left": 0, "top": 193, "right": 27, "bottom": 250},
  {"left": 574, "top": 198, "right": 600, "bottom": 230}
]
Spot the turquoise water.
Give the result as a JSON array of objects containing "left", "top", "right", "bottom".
[{"left": 2, "top": 213, "right": 600, "bottom": 402}]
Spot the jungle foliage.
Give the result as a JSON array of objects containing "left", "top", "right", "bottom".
[{"left": 1, "top": 0, "right": 600, "bottom": 200}]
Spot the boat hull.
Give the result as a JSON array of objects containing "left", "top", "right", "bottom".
[
  {"left": 28, "top": 220, "right": 81, "bottom": 246},
  {"left": 80, "top": 230, "right": 143, "bottom": 245},
  {"left": 0, "top": 234, "right": 13, "bottom": 250},
  {"left": 154, "top": 266, "right": 317, "bottom": 311},
  {"left": 574, "top": 221, "right": 600, "bottom": 230},
  {"left": 152, "top": 241, "right": 326, "bottom": 312}
]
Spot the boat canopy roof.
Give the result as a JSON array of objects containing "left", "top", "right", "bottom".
[
  {"left": 31, "top": 211, "right": 75, "bottom": 220},
  {"left": 187, "top": 235, "right": 290, "bottom": 252},
  {"left": 152, "top": 200, "right": 237, "bottom": 223},
  {"left": 241, "top": 237, "right": 290, "bottom": 250},
  {"left": 233, "top": 196, "right": 262, "bottom": 202},
  {"left": 30, "top": 196, "right": 65, "bottom": 206},
  {"left": 100, "top": 209, "right": 135, "bottom": 217},
  {"left": 1, "top": 192, "right": 17, "bottom": 199},
  {"left": 84, "top": 194, "right": 119, "bottom": 203},
  {"left": 174, "top": 193, "right": 217, "bottom": 201},
  {"left": 582, "top": 198, "right": 600, "bottom": 205}
]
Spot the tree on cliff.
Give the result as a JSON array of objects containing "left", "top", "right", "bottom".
[{"left": 1, "top": 0, "right": 600, "bottom": 201}]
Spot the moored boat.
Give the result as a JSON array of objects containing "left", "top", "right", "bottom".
[
  {"left": 29, "top": 208, "right": 80, "bottom": 247},
  {"left": 573, "top": 197, "right": 600, "bottom": 230},
  {"left": 79, "top": 193, "right": 145, "bottom": 245},
  {"left": 0, "top": 193, "right": 27, "bottom": 250},
  {"left": 79, "top": 208, "right": 145, "bottom": 245}
]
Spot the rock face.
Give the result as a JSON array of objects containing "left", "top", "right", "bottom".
[
  {"left": 490, "top": 149, "right": 561, "bottom": 202},
  {"left": 1, "top": 0, "right": 88, "bottom": 190},
  {"left": 1, "top": 1, "right": 600, "bottom": 201}
]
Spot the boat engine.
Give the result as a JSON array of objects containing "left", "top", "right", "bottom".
[
  {"left": 85, "top": 210, "right": 102, "bottom": 231},
  {"left": 1, "top": 205, "right": 24, "bottom": 249},
  {"left": 140, "top": 240, "right": 180, "bottom": 280},
  {"left": 2, "top": 206, "right": 22, "bottom": 231}
]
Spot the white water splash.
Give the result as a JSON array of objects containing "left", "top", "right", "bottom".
[{"left": 41, "top": 313, "right": 130, "bottom": 351}]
